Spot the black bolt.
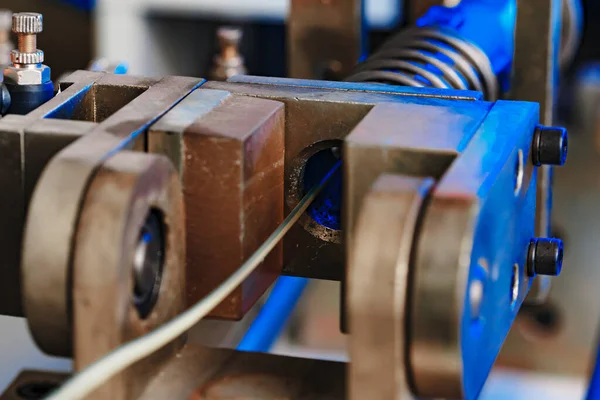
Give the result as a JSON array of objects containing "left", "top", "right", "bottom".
[
  {"left": 532, "top": 125, "right": 568, "bottom": 166},
  {"left": 527, "top": 238, "right": 564, "bottom": 277}
]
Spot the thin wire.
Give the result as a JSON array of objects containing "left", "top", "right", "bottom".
[{"left": 48, "top": 160, "right": 341, "bottom": 400}]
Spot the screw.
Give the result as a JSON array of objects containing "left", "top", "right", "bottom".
[
  {"left": 532, "top": 125, "right": 568, "bottom": 166},
  {"left": 10, "top": 13, "right": 44, "bottom": 65},
  {"left": 527, "top": 238, "right": 564, "bottom": 277}
]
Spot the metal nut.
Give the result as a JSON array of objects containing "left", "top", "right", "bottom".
[
  {"left": 12, "top": 13, "right": 43, "bottom": 34},
  {"left": 10, "top": 49, "right": 43, "bottom": 65},
  {"left": 3, "top": 64, "right": 50, "bottom": 85}
]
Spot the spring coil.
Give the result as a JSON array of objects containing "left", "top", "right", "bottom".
[{"left": 346, "top": 27, "right": 498, "bottom": 101}]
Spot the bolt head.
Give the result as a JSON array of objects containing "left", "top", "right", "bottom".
[
  {"left": 528, "top": 238, "right": 564, "bottom": 277},
  {"left": 533, "top": 126, "right": 569, "bottom": 166},
  {"left": 12, "top": 13, "right": 43, "bottom": 34},
  {"left": 4, "top": 64, "right": 50, "bottom": 85}
]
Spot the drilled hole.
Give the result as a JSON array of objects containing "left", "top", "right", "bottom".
[
  {"left": 17, "top": 382, "right": 58, "bottom": 400},
  {"left": 515, "top": 149, "right": 524, "bottom": 195},
  {"left": 518, "top": 303, "right": 563, "bottom": 340},
  {"left": 302, "top": 146, "right": 342, "bottom": 231},
  {"left": 133, "top": 208, "right": 165, "bottom": 319},
  {"left": 511, "top": 264, "right": 520, "bottom": 309}
]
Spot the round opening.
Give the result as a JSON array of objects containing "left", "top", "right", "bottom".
[
  {"left": 287, "top": 140, "right": 343, "bottom": 243},
  {"left": 515, "top": 149, "right": 524, "bottom": 195},
  {"left": 303, "top": 146, "right": 343, "bottom": 231},
  {"left": 17, "top": 382, "right": 58, "bottom": 399},
  {"left": 469, "top": 279, "right": 484, "bottom": 321},
  {"left": 133, "top": 208, "right": 165, "bottom": 319},
  {"left": 517, "top": 303, "right": 563, "bottom": 340},
  {"left": 510, "top": 263, "right": 520, "bottom": 308}
]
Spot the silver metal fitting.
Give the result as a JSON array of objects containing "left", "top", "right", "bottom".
[
  {"left": 209, "top": 26, "right": 247, "bottom": 81},
  {"left": 4, "top": 64, "right": 50, "bottom": 85},
  {"left": 12, "top": 12, "right": 42, "bottom": 34},
  {"left": 11, "top": 12, "right": 44, "bottom": 64},
  {"left": 3, "top": 12, "right": 50, "bottom": 85},
  {"left": 10, "top": 49, "right": 43, "bottom": 65}
]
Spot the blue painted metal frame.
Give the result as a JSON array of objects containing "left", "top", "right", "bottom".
[
  {"left": 456, "top": 100, "right": 539, "bottom": 399},
  {"left": 237, "top": 277, "right": 309, "bottom": 353},
  {"left": 57, "top": 0, "right": 95, "bottom": 12},
  {"left": 587, "top": 339, "right": 600, "bottom": 399}
]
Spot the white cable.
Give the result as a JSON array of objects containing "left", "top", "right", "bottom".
[{"left": 48, "top": 161, "right": 341, "bottom": 400}]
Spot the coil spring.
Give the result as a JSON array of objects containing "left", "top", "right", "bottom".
[{"left": 346, "top": 27, "right": 498, "bottom": 101}]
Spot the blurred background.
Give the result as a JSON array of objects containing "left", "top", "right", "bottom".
[{"left": 2, "top": 0, "right": 600, "bottom": 398}]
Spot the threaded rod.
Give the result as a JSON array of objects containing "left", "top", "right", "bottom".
[{"left": 18, "top": 33, "right": 36, "bottom": 53}]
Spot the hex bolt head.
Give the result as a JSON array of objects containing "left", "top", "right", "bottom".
[
  {"left": 12, "top": 13, "right": 43, "bottom": 34},
  {"left": 532, "top": 125, "right": 568, "bottom": 166},
  {"left": 527, "top": 238, "right": 564, "bottom": 277}
]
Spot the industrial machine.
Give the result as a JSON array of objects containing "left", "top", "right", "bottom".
[{"left": 0, "top": 0, "right": 597, "bottom": 399}]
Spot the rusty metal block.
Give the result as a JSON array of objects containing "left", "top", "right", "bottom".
[
  {"left": 150, "top": 91, "right": 285, "bottom": 319},
  {"left": 21, "top": 73, "right": 202, "bottom": 357},
  {"left": 343, "top": 100, "right": 491, "bottom": 245},
  {"left": 204, "top": 76, "right": 482, "bottom": 282},
  {"left": 348, "top": 175, "right": 432, "bottom": 400}
]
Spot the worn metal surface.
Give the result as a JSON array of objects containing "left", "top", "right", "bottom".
[
  {"left": 288, "top": 0, "right": 362, "bottom": 80},
  {"left": 205, "top": 77, "right": 481, "bottom": 281},
  {"left": 140, "top": 345, "right": 345, "bottom": 400},
  {"left": 227, "top": 75, "right": 483, "bottom": 101},
  {"left": 73, "top": 152, "right": 185, "bottom": 400},
  {"left": 509, "top": 0, "right": 561, "bottom": 304},
  {"left": 22, "top": 73, "right": 202, "bottom": 356},
  {"left": 0, "top": 71, "right": 104, "bottom": 317},
  {"left": 348, "top": 175, "right": 432, "bottom": 400},
  {"left": 150, "top": 89, "right": 285, "bottom": 320},
  {"left": 343, "top": 100, "right": 491, "bottom": 245},
  {"left": 0, "top": 370, "right": 68, "bottom": 400},
  {"left": 410, "top": 101, "right": 540, "bottom": 400},
  {"left": 341, "top": 99, "right": 490, "bottom": 334}
]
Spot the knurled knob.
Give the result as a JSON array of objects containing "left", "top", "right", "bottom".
[{"left": 12, "top": 12, "right": 43, "bottom": 34}]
